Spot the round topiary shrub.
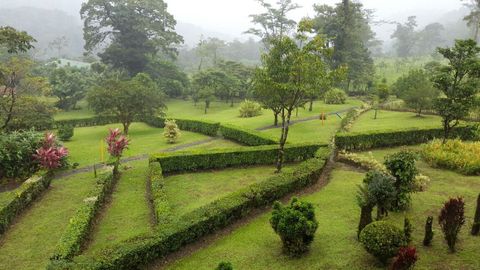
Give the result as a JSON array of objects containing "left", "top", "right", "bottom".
[
  {"left": 57, "top": 125, "right": 74, "bottom": 141},
  {"left": 239, "top": 100, "right": 262, "bottom": 118},
  {"left": 324, "top": 88, "right": 347, "bottom": 104},
  {"left": 360, "top": 221, "right": 406, "bottom": 264},
  {"left": 270, "top": 197, "right": 318, "bottom": 257}
]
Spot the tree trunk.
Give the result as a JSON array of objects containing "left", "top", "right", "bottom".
[
  {"left": 423, "top": 216, "right": 434, "bottom": 246},
  {"left": 472, "top": 193, "right": 480, "bottom": 235},
  {"left": 309, "top": 99, "right": 313, "bottom": 112},
  {"left": 274, "top": 111, "right": 279, "bottom": 126},
  {"left": 276, "top": 109, "right": 292, "bottom": 173},
  {"left": 358, "top": 205, "right": 373, "bottom": 239},
  {"left": 123, "top": 122, "right": 130, "bottom": 135},
  {"left": 230, "top": 98, "right": 234, "bottom": 107},
  {"left": 374, "top": 109, "right": 378, "bottom": 120},
  {"left": 295, "top": 107, "right": 298, "bottom": 117},
  {"left": 1, "top": 86, "right": 16, "bottom": 130}
]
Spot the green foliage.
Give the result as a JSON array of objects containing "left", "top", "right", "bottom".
[
  {"left": 0, "top": 130, "right": 43, "bottom": 179},
  {"left": 422, "top": 139, "right": 480, "bottom": 175},
  {"left": 363, "top": 171, "right": 397, "bottom": 220},
  {"left": 472, "top": 194, "right": 480, "bottom": 235},
  {"left": 385, "top": 151, "right": 418, "bottom": 211},
  {"left": 404, "top": 217, "right": 413, "bottom": 244},
  {"left": 145, "top": 59, "right": 190, "bottom": 98},
  {"left": 49, "top": 67, "right": 89, "bottom": 111},
  {"left": 423, "top": 216, "right": 434, "bottom": 246},
  {"left": 359, "top": 221, "right": 406, "bottom": 264},
  {"left": 0, "top": 26, "right": 35, "bottom": 54},
  {"left": 216, "top": 262, "right": 233, "bottom": 270},
  {"left": 324, "top": 88, "right": 347, "bottom": 104},
  {"left": 57, "top": 125, "right": 74, "bottom": 141},
  {"left": 7, "top": 96, "right": 55, "bottom": 131},
  {"left": 339, "top": 105, "right": 370, "bottom": 132},
  {"left": 270, "top": 198, "right": 318, "bottom": 256},
  {"left": 0, "top": 173, "right": 52, "bottom": 235},
  {"left": 50, "top": 168, "right": 115, "bottom": 260},
  {"left": 239, "top": 100, "right": 262, "bottom": 118},
  {"left": 163, "top": 119, "right": 181, "bottom": 144},
  {"left": 144, "top": 116, "right": 220, "bottom": 137},
  {"left": 192, "top": 69, "right": 238, "bottom": 114},
  {"left": 148, "top": 162, "right": 172, "bottom": 226},
  {"left": 391, "top": 16, "right": 418, "bottom": 57},
  {"left": 392, "top": 69, "right": 438, "bottom": 115},
  {"left": 219, "top": 124, "right": 277, "bottom": 146},
  {"left": 338, "top": 151, "right": 387, "bottom": 173},
  {"left": 439, "top": 197, "right": 466, "bottom": 252}
]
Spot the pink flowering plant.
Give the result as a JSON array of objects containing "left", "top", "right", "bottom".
[
  {"left": 33, "top": 133, "right": 69, "bottom": 171},
  {"left": 105, "top": 128, "right": 129, "bottom": 171}
]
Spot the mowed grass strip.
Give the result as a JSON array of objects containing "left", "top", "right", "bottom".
[
  {"left": 350, "top": 110, "right": 442, "bottom": 132},
  {"left": 84, "top": 160, "right": 152, "bottom": 254},
  {"left": 0, "top": 172, "right": 98, "bottom": 270}
]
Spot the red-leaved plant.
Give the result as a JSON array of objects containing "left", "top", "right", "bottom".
[
  {"left": 105, "top": 128, "right": 129, "bottom": 173},
  {"left": 439, "top": 197, "right": 465, "bottom": 252},
  {"left": 33, "top": 133, "right": 69, "bottom": 171},
  {"left": 391, "top": 247, "right": 418, "bottom": 270}
]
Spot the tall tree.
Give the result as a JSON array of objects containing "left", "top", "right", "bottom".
[
  {"left": 245, "top": 0, "right": 300, "bottom": 49},
  {"left": 432, "top": 39, "right": 480, "bottom": 140},
  {"left": 391, "top": 16, "right": 418, "bottom": 57},
  {"left": 49, "top": 67, "right": 89, "bottom": 110},
  {"left": 312, "top": 0, "right": 375, "bottom": 92},
  {"left": 0, "top": 26, "right": 35, "bottom": 54},
  {"left": 81, "top": 0, "right": 183, "bottom": 75},
  {"left": 192, "top": 69, "right": 238, "bottom": 114},
  {"left": 417, "top": 23, "right": 445, "bottom": 56},
  {"left": 463, "top": 0, "right": 480, "bottom": 42}
]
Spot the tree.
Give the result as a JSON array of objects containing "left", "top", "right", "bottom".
[
  {"left": 431, "top": 39, "right": 480, "bottom": 141},
  {"left": 81, "top": 0, "right": 183, "bottom": 75},
  {"left": 48, "top": 36, "right": 69, "bottom": 58},
  {"left": 145, "top": 59, "right": 190, "bottom": 98},
  {"left": 87, "top": 73, "right": 166, "bottom": 135},
  {"left": 463, "top": 0, "right": 480, "bottom": 42},
  {"left": 392, "top": 69, "right": 439, "bottom": 116},
  {"left": 191, "top": 69, "right": 237, "bottom": 114},
  {"left": 472, "top": 193, "right": 480, "bottom": 235},
  {"left": 0, "top": 26, "right": 35, "bottom": 54},
  {"left": 417, "top": 23, "right": 445, "bottom": 56},
  {"left": 216, "top": 60, "right": 254, "bottom": 102},
  {"left": 391, "top": 16, "right": 418, "bottom": 57},
  {"left": 312, "top": 0, "right": 375, "bottom": 92},
  {"left": 439, "top": 197, "right": 466, "bottom": 252},
  {"left": 49, "top": 67, "right": 89, "bottom": 111}
]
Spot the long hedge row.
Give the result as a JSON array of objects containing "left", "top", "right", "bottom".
[
  {"left": 0, "top": 172, "right": 52, "bottom": 235},
  {"left": 49, "top": 167, "right": 116, "bottom": 261},
  {"left": 219, "top": 124, "right": 277, "bottom": 146},
  {"left": 148, "top": 162, "right": 175, "bottom": 226},
  {"left": 48, "top": 146, "right": 331, "bottom": 270},
  {"left": 143, "top": 116, "right": 220, "bottom": 137},
  {"left": 335, "top": 126, "right": 477, "bottom": 151},
  {"left": 55, "top": 116, "right": 119, "bottom": 129},
  {"left": 150, "top": 143, "right": 323, "bottom": 174}
]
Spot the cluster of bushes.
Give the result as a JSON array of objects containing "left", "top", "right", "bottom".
[
  {"left": 336, "top": 126, "right": 477, "bottom": 151},
  {"left": 324, "top": 88, "right": 347, "bottom": 104},
  {"left": 339, "top": 104, "right": 370, "bottom": 132},
  {"left": 422, "top": 139, "right": 480, "bottom": 175},
  {"left": 239, "top": 100, "right": 262, "bottom": 118},
  {"left": 50, "top": 168, "right": 115, "bottom": 260},
  {"left": 219, "top": 124, "right": 277, "bottom": 146}
]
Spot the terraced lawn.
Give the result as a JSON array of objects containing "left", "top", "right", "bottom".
[{"left": 350, "top": 110, "right": 442, "bottom": 132}]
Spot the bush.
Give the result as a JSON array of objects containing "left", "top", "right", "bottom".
[
  {"left": 423, "top": 139, "right": 480, "bottom": 175},
  {"left": 404, "top": 217, "right": 413, "bottom": 244},
  {"left": 0, "top": 130, "right": 43, "bottom": 179},
  {"left": 163, "top": 119, "right": 181, "bottom": 144},
  {"left": 340, "top": 105, "right": 370, "bottom": 132},
  {"left": 391, "top": 246, "right": 418, "bottom": 270},
  {"left": 363, "top": 171, "right": 397, "bottom": 220},
  {"left": 338, "top": 151, "right": 387, "bottom": 173},
  {"left": 413, "top": 174, "right": 430, "bottom": 192},
  {"left": 239, "top": 100, "right": 262, "bottom": 118},
  {"left": 385, "top": 151, "right": 418, "bottom": 210},
  {"left": 270, "top": 197, "right": 318, "bottom": 256},
  {"left": 439, "top": 197, "right": 465, "bottom": 252},
  {"left": 423, "top": 216, "right": 434, "bottom": 246},
  {"left": 216, "top": 262, "right": 233, "bottom": 270},
  {"left": 360, "top": 221, "right": 406, "bottom": 264},
  {"left": 57, "top": 125, "right": 74, "bottom": 141},
  {"left": 472, "top": 194, "right": 480, "bottom": 235},
  {"left": 219, "top": 124, "right": 277, "bottom": 146},
  {"left": 324, "top": 88, "right": 347, "bottom": 104}
]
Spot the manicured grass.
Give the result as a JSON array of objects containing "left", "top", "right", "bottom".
[
  {"left": 0, "top": 172, "right": 98, "bottom": 270},
  {"left": 84, "top": 160, "right": 152, "bottom": 254},
  {"left": 159, "top": 148, "right": 480, "bottom": 270},
  {"left": 188, "top": 139, "right": 242, "bottom": 150},
  {"left": 350, "top": 110, "right": 442, "bottom": 132},
  {"left": 164, "top": 164, "right": 297, "bottom": 217},
  {"left": 53, "top": 100, "right": 95, "bottom": 120},
  {"left": 62, "top": 122, "right": 211, "bottom": 167}
]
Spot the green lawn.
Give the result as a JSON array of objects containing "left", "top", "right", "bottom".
[
  {"left": 158, "top": 148, "right": 480, "bottom": 270},
  {"left": 350, "top": 110, "right": 442, "bottom": 133},
  {"left": 164, "top": 164, "right": 297, "bottom": 217},
  {"left": 84, "top": 160, "right": 152, "bottom": 254},
  {"left": 62, "top": 122, "right": 211, "bottom": 167},
  {"left": 188, "top": 138, "right": 242, "bottom": 150},
  {"left": 0, "top": 172, "right": 98, "bottom": 270},
  {"left": 53, "top": 100, "right": 95, "bottom": 120}
]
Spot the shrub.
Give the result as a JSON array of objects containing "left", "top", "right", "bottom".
[
  {"left": 340, "top": 105, "right": 370, "bottom": 132},
  {"left": 363, "top": 171, "right": 397, "bottom": 220},
  {"left": 163, "top": 119, "right": 181, "bottom": 144},
  {"left": 391, "top": 246, "right": 418, "bottom": 270},
  {"left": 324, "top": 88, "right": 347, "bottom": 104},
  {"left": 33, "top": 133, "right": 69, "bottom": 171},
  {"left": 439, "top": 197, "right": 465, "bottom": 252},
  {"left": 338, "top": 151, "right": 388, "bottom": 173},
  {"left": 404, "top": 217, "right": 413, "bottom": 244},
  {"left": 105, "top": 128, "right": 129, "bottom": 174},
  {"left": 219, "top": 124, "right": 277, "bottom": 146},
  {"left": 360, "top": 221, "right": 406, "bottom": 264},
  {"left": 385, "top": 151, "right": 418, "bottom": 210},
  {"left": 216, "top": 262, "right": 233, "bottom": 270},
  {"left": 472, "top": 194, "right": 480, "bottom": 235},
  {"left": 412, "top": 174, "right": 430, "bottom": 192},
  {"left": 270, "top": 197, "right": 318, "bottom": 256},
  {"left": 57, "top": 125, "right": 74, "bottom": 141},
  {"left": 423, "top": 216, "right": 434, "bottom": 246},
  {"left": 0, "top": 130, "right": 43, "bottom": 179},
  {"left": 422, "top": 139, "right": 480, "bottom": 175},
  {"left": 239, "top": 100, "right": 262, "bottom": 118}
]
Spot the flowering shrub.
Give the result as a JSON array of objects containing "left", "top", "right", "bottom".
[
  {"left": 422, "top": 139, "right": 480, "bottom": 175},
  {"left": 391, "top": 246, "right": 418, "bottom": 270},
  {"left": 163, "top": 119, "right": 181, "bottom": 143},
  {"left": 439, "top": 197, "right": 465, "bottom": 252},
  {"left": 338, "top": 151, "right": 388, "bottom": 173},
  {"left": 239, "top": 100, "right": 262, "bottom": 118},
  {"left": 106, "top": 128, "right": 129, "bottom": 158},
  {"left": 33, "top": 133, "right": 69, "bottom": 171},
  {"left": 412, "top": 174, "right": 430, "bottom": 192}
]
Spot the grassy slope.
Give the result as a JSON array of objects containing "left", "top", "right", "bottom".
[
  {"left": 85, "top": 160, "right": 152, "bottom": 254},
  {"left": 350, "top": 110, "right": 442, "bottom": 133},
  {"left": 0, "top": 172, "right": 98, "bottom": 270},
  {"left": 161, "top": 148, "right": 480, "bottom": 270}
]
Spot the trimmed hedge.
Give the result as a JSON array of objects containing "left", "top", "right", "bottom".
[
  {"left": 335, "top": 126, "right": 477, "bottom": 151},
  {"left": 148, "top": 162, "right": 174, "bottom": 226},
  {"left": 54, "top": 147, "right": 331, "bottom": 270},
  {"left": 50, "top": 167, "right": 116, "bottom": 261},
  {"left": 150, "top": 143, "right": 324, "bottom": 174},
  {"left": 143, "top": 116, "right": 220, "bottom": 137},
  {"left": 0, "top": 172, "right": 52, "bottom": 235},
  {"left": 55, "top": 116, "right": 119, "bottom": 129},
  {"left": 219, "top": 124, "right": 277, "bottom": 146}
]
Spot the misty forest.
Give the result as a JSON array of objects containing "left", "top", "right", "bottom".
[{"left": 1, "top": 0, "right": 480, "bottom": 269}]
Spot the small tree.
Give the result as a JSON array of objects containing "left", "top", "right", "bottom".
[
  {"left": 49, "top": 66, "right": 89, "bottom": 111},
  {"left": 423, "top": 216, "right": 434, "bottom": 246},
  {"left": 105, "top": 128, "right": 129, "bottom": 175},
  {"left": 391, "top": 246, "right": 418, "bottom": 270},
  {"left": 163, "top": 119, "right": 181, "bottom": 144},
  {"left": 431, "top": 39, "right": 480, "bottom": 141},
  {"left": 270, "top": 197, "right": 318, "bottom": 256},
  {"left": 472, "top": 193, "right": 480, "bottom": 235},
  {"left": 439, "top": 197, "right": 466, "bottom": 252},
  {"left": 363, "top": 170, "right": 397, "bottom": 220},
  {"left": 385, "top": 151, "right": 418, "bottom": 210},
  {"left": 403, "top": 217, "right": 413, "bottom": 244}
]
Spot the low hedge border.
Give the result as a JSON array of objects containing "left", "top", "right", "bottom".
[
  {"left": 49, "top": 146, "right": 331, "bottom": 270},
  {"left": 150, "top": 143, "right": 324, "bottom": 174},
  {"left": 50, "top": 167, "right": 116, "bottom": 261},
  {"left": 55, "top": 116, "right": 119, "bottom": 129},
  {"left": 219, "top": 124, "right": 277, "bottom": 146},
  {"left": 148, "top": 162, "right": 174, "bottom": 226},
  {"left": 0, "top": 172, "right": 53, "bottom": 235},
  {"left": 335, "top": 126, "right": 477, "bottom": 151},
  {"left": 143, "top": 116, "right": 220, "bottom": 137},
  {"left": 339, "top": 105, "right": 370, "bottom": 132}
]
